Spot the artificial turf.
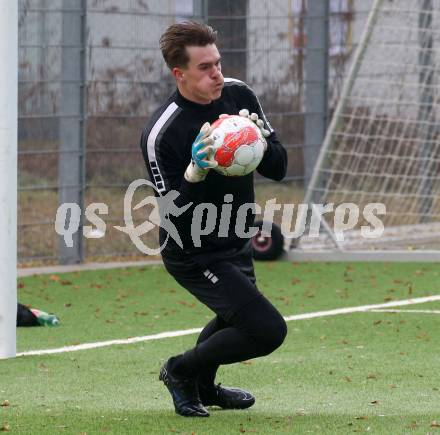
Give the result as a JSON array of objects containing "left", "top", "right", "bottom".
[{"left": 2, "top": 261, "right": 440, "bottom": 433}]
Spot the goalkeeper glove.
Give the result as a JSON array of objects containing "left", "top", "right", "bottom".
[
  {"left": 184, "top": 122, "right": 218, "bottom": 183},
  {"left": 239, "top": 109, "right": 270, "bottom": 151}
]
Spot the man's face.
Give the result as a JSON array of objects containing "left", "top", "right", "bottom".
[{"left": 173, "top": 44, "right": 224, "bottom": 104}]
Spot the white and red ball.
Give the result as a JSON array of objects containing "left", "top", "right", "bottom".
[{"left": 210, "top": 115, "right": 266, "bottom": 176}]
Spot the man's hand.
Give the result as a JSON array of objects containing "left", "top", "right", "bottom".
[
  {"left": 184, "top": 122, "right": 218, "bottom": 183},
  {"left": 239, "top": 109, "right": 270, "bottom": 138}
]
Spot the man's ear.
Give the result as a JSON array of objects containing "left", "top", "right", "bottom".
[{"left": 172, "top": 67, "right": 185, "bottom": 82}]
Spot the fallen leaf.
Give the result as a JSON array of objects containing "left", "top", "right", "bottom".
[
  {"left": 177, "top": 300, "right": 196, "bottom": 308},
  {"left": 431, "top": 421, "right": 440, "bottom": 428},
  {"left": 49, "top": 275, "right": 60, "bottom": 282},
  {"left": 90, "top": 284, "right": 103, "bottom": 289},
  {"left": 406, "top": 421, "right": 419, "bottom": 429},
  {"left": 355, "top": 416, "right": 368, "bottom": 420},
  {"left": 0, "top": 400, "right": 9, "bottom": 407},
  {"left": 0, "top": 425, "right": 10, "bottom": 432},
  {"left": 370, "top": 400, "right": 379, "bottom": 405}
]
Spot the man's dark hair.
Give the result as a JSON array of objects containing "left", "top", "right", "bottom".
[{"left": 160, "top": 21, "right": 218, "bottom": 70}]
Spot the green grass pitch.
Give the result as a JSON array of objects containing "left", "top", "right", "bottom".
[{"left": 2, "top": 261, "right": 440, "bottom": 434}]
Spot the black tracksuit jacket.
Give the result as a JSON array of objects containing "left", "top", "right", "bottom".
[{"left": 140, "top": 78, "right": 287, "bottom": 259}]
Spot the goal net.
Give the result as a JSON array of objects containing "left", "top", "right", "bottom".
[{"left": 298, "top": 0, "right": 440, "bottom": 252}]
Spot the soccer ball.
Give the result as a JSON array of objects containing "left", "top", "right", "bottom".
[{"left": 210, "top": 114, "right": 266, "bottom": 176}]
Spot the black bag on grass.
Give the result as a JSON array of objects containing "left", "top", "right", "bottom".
[{"left": 17, "top": 303, "right": 40, "bottom": 327}]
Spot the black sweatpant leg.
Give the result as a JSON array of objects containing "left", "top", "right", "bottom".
[
  {"left": 173, "top": 294, "right": 287, "bottom": 377},
  {"left": 196, "top": 315, "right": 229, "bottom": 386},
  {"left": 162, "top": 244, "right": 287, "bottom": 379}
]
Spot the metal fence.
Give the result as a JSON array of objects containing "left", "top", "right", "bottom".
[{"left": 18, "top": 0, "right": 372, "bottom": 264}]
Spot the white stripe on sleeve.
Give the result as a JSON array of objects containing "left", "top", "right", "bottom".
[{"left": 146, "top": 102, "right": 180, "bottom": 193}]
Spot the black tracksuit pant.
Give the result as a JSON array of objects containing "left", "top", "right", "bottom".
[{"left": 162, "top": 241, "right": 287, "bottom": 384}]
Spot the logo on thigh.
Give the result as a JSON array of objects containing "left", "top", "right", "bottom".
[{"left": 203, "top": 269, "right": 219, "bottom": 284}]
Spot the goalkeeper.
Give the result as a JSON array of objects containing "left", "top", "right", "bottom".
[{"left": 140, "top": 21, "right": 288, "bottom": 417}]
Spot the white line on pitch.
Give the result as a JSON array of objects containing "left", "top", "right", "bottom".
[
  {"left": 282, "top": 295, "right": 440, "bottom": 321},
  {"left": 17, "top": 294, "right": 440, "bottom": 358},
  {"left": 370, "top": 309, "right": 440, "bottom": 314}
]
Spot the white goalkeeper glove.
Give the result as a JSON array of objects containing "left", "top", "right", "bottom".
[
  {"left": 239, "top": 109, "right": 271, "bottom": 142},
  {"left": 184, "top": 122, "right": 218, "bottom": 183}
]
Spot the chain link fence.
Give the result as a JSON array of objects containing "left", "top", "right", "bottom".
[{"left": 18, "top": 0, "right": 372, "bottom": 264}]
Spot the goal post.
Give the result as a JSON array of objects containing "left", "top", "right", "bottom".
[
  {"left": 0, "top": 2, "right": 18, "bottom": 359},
  {"left": 287, "top": 0, "right": 440, "bottom": 260}
]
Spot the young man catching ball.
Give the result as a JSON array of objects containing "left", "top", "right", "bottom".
[{"left": 140, "top": 21, "right": 288, "bottom": 417}]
